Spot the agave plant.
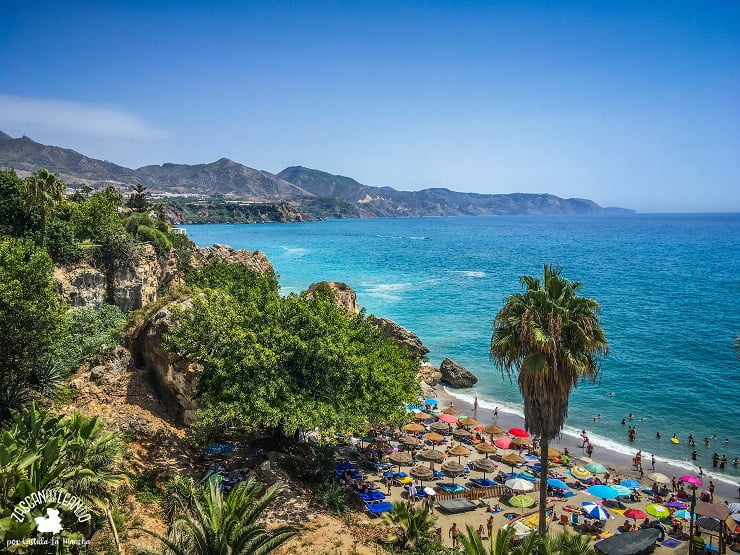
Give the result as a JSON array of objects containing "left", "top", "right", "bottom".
[{"left": 382, "top": 501, "right": 436, "bottom": 551}]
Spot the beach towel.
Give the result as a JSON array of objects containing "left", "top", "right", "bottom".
[{"left": 662, "top": 538, "right": 681, "bottom": 548}]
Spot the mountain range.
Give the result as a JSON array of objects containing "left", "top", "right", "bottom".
[{"left": 0, "top": 131, "right": 632, "bottom": 219}]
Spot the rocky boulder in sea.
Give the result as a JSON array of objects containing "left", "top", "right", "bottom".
[
  {"left": 439, "top": 358, "right": 477, "bottom": 388},
  {"left": 368, "top": 316, "right": 430, "bottom": 358},
  {"left": 418, "top": 363, "right": 442, "bottom": 386},
  {"left": 305, "top": 281, "right": 359, "bottom": 313}
]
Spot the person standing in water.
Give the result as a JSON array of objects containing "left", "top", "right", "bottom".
[{"left": 473, "top": 397, "right": 479, "bottom": 411}]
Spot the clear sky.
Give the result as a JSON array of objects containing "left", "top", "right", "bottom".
[{"left": 1, "top": 1, "right": 738, "bottom": 212}]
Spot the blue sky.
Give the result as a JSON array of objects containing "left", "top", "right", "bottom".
[{"left": 1, "top": 1, "right": 738, "bottom": 212}]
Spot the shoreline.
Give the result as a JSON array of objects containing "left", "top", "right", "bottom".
[{"left": 429, "top": 385, "right": 740, "bottom": 503}]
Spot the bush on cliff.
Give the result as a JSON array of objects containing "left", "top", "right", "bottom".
[{"left": 167, "top": 263, "right": 420, "bottom": 441}]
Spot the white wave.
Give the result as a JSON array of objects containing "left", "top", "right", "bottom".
[
  {"left": 361, "top": 282, "right": 413, "bottom": 302},
  {"left": 451, "top": 270, "right": 487, "bottom": 278},
  {"left": 278, "top": 246, "right": 308, "bottom": 257}
]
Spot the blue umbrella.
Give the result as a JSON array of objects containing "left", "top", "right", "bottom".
[
  {"left": 621, "top": 479, "right": 642, "bottom": 489},
  {"left": 425, "top": 399, "right": 438, "bottom": 405},
  {"left": 547, "top": 478, "right": 569, "bottom": 490},
  {"left": 582, "top": 502, "right": 610, "bottom": 520},
  {"left": 587, "top": 485, "right": 618, "bottom": 499}
]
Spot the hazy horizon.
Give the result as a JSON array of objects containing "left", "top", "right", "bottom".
[{"left": 1, "top": 2, "right": 738, "bottom": 213}]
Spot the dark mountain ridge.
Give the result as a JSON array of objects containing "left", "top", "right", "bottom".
[{"left": 0, "top": 131, "right": 633, "bottom": 218}]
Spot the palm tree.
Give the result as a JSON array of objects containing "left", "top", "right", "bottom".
[
  {"left": 141, "top": 478, "right": 297, "bottom": 554},
  {"left": 458, "top": 524, "right": 515, "bottom": 555},
  {"left": 554, "top": 528, "right": 596, "bottom": 554},
  {"left": 382, "top": 501, "right": 436, "bottom": 551},
  {"left": 490, "top": 265, "right": 608, "bottom": 536},
  {"left": 23, "top": 168, "right": 66, "bottom": 247}
]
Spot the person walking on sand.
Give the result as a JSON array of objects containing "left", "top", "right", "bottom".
[
  {"left": 477, "top": 524, "right": 485, "bottom": 539},
  {"left": 651, "top": 454, "right": 656, "bottom": 471},
  {"left": 449, "top": 523, "right": 460, "bottom": 548},
  {"left": 487, "top": 515, "right": 494, "bottom": 539}
]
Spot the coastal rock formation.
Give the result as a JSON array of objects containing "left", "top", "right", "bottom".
[
  {"left": 439, "top": 358, "right": 477, "bottom": 388},
  {"left": 54, "top": 243, "right": 273, "bottom": 313},
  {"left": 368, "top": 316, "right": 430, "bottom": 358},
  {"left": 127, "top": 298, "right": 203, "bottom": 424},
  {"left": 305, "top": 281, "right": 359, "bottom": 313},
  {"left": 418, "top": 364, "right": 442, "bottom": 386}
]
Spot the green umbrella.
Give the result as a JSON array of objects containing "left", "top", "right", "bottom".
[
  {"left": 646, "top": 504, "right": 670, "bottom": 518},
  {"left": 509, "top": 494, "right": 536, "bottom": 508},
  {"left": 585, "top": 462, "right": 607, "bottom": 474}
]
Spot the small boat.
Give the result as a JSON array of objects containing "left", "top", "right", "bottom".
[{"left": 670, "top": 437, "right": 680, "bottom": 444}]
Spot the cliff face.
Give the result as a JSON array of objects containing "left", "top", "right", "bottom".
[{"left": 54, "top": 243, "right": 273, "bottom": 313}]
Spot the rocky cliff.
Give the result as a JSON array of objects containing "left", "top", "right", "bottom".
[{"left": 54, "top": 243, "right": 273, "bottom": 312}]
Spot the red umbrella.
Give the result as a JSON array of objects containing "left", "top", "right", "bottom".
[
  {"left": 494, "top": 437, "right": 513, "bottom": 449},
  {"left": 508, "top": 428, "right": 529, "bottom": 438},
  {"left": 438, "top": 413, "right": 458, "bottom": 424},
  {"left": 474, "top": 426, "right": 484, "bottom": 432},
  {"left": 679, "top": 475, "right": 702, "bottom": 487},
  {"left": 624, "top": 509, "right": 648, "bottom": 520}
]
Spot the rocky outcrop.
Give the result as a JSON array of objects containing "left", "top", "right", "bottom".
[
  {"left": 418, "top": 364, "right": 442, "bottom": 386},
  {"left": 369, "top": 316, "right": 430, "bottom": 358},
  {"left": 54, "top": 243, "right": 273, "bottom": 313},
  {"left": 439, "top": 358, "right": 477, "bottom": 388},
  {"left": 127, "top": 298, "right": 203, "bottom": 424},
  {"left": 305, "top": 281, "right": 359, "bottom": 313}
]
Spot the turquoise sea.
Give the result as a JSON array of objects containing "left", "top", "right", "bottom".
[{"left": 186, "top": 214, "right": 740, "bottom": 486}]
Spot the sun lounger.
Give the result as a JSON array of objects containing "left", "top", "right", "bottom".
[
  {"left": 365, "top": 501, "right": 393, "bottom": 515},
  {"left": 470, "top": 478, "right": 497, "bottom": 487},
  {"left": 358, "top": 491, "right": 386, "bottom": 502},
  {"left": 335, "top": 461, "right": 356, "bottom": 471},
  {"left": 437, "top": 498, "right": 478, "bottom": 513},
  {"left": 436, "top": 482, "right": 467, "bottom": 493},
  {"left": 335, "top": 469, "right": 363, "bottom": 480}
]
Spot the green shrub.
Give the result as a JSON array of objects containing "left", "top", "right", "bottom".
[
  {"left": 46, "top": 218, "right": 84, "bottom": 263},
  {"left": 136, "top": 224, "right": 173, "bottom": 255},
  {"left": 316, "top": 481, "right": 352, "bottom": 514}
]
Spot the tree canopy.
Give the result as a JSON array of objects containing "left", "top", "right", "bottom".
[{"left": 167, "top": 264, "right": 420, "bottom": 440}]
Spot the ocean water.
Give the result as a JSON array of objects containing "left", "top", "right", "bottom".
[{"left": 186, "top": 214, "right": 740, "bottom": 484}]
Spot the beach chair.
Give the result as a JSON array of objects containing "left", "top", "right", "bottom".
[
  {"left": 560, "top": 514, "right": 569, "bottom": 526},
  {"left": 571, "top": 513, "right": 579, "bottom": 526},
  {"left": 364, "top": 501, "right": 393, "bottom": 516}
]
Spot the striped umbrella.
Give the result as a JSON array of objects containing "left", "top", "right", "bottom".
[
  {"left": 509, "top": 494, "right": 536, "bottom": 508},
  {"left": 582, "top": 502, "right": 610, "bottom": 520},
  {"left": 571, "top": 466, "right": 592, "bottom": 480}
]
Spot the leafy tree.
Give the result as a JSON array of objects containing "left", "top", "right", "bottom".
[
  {"left": 490, "top": 265, "right": 608, "bottom": 536},
  {"left": 22, "top": 168, "right": 66, "bottom": 247},
  {"left": 140, "top": 478, "right": 297, "bottom": 555},
  {"left": 383, "top": 501, "right": 436, "bottom": 551},
  {"left": 0, "top": 238, "right": 66, "bottom": 417},
  {"left": 136, "top": 224, "right": 173, "bottom": 255},
  {"left": 127, "top": 183, "right": 150, "bottom": 212},
  {"left": 0, "top": 169, "right": 35, "bottom": 239},
  {"left": 166, "top": 276, "right": 419, "bottom": 439}
]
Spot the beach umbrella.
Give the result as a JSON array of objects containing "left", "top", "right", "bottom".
[
  {"left": 621, "top": 479, "right": 642, "bottom": 489},
  {"left": 423, "top": 432, "right": 444, "bottom": 444},
  {"left": 459, "top": 417, "right": 479, "bottom": 427},
  {"left": 483, "top": 425, "right": 504, "bottom": 435},
  {"left": 728, "top": 503, "right": 740, "bottom": 513},
  {"left": 442, "top": 406, "right": 461, "bottom": 415},
  {"left": 399, "top": 435, "right": 422, "bottom": 447},
  {"left": 494, "top": 437, "right": 513, "bottom": 449},
  {"left": 367, "top": 440, "right": 392, "bottom": 452},
  {"left": 508, "top": 428, "right": 529, "bottom": 438},
  {"left": 585, "top": 462, "right": 607, "bottom": 474},
  {"left": 413, "top": 412, "right": 432, "bottom": 421},
  {"left": 547, "top": 478, "right": 569, "bottom": 490},
  {"left": 425, "top": 399, "right": 438, "bottom": 406},
  {"left": 404, "top": 423, "right": 425, "bottom": 433},
  {"left": 438, "top": 413, "right": 459, "bottom": 424},
  {"left": 509, "top": 494, "right": 536, "bottom": 508},
  {"left": 582, "top": 502, "right": 610, "bottom": 521},
  {"left": 511, "top": 437, "right": 531, "bottom": 446},
  {"left": 471, "top": 457, "right": 497, "bottom": 478},
  {"left": 505, "top": 478, "right": 534, "bottom": 492},
  {"left": 624, "top": 509, "right": 648, "bottom": 520},
  {"left": 536, "top": 447, "right": 561, "bottom": 458},
  {"left": 588, "top": 484, "right": 618, "bottom": 499},
  {"left": 452, "top": 429, "right": 472, "bottom": 439},
  {"left": 447, "top": 445, "right": 471, "bottom": 462},
  {"left": 417, "top": 449, "right": 444, "bottom": 464},
  {"left": 475, "top": 443, "right": 497, "bottom": 457},
  {"left": 679, "top": 475, "right": 702, "bottom": 487},
  {"left": 388, "top": 451, "right": 413, "bottom": 471},
  {"left": 647, "top": 472, "right": 670, "bottom": 484},
  {"left": 646, "top": 504, "right": 671, "bottom": 518},
  {"left": 674, "top": 510, "right": 697, "bottom": 521},
  {"left": 429, "top": 421, "right": 450, "bottom": 432},
  {"left": 571, "top": 466, "right": 592, "bottom": 480},
  {"left": 423, "top": 486, "right": 436, "bottom": 496},
  {"left": 410, "top": 464, "right": 434, "bottom": 482},
  {"left": 612, "top": 485, "right": 632, "bottom": 497},
  {"left": 502, "top": 452, "right": 525, "bottom": 471},
  {"left": 441, "top": 460, "right": 464, "bottom": 485},
  {"left": 696, "top": 516, "right": 722, "bottom": 532}
]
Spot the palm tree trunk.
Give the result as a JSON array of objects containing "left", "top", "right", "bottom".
[
  {"left": 538, "top": 435, "right": 549, "bottom": 537},
  {"left": 105, "top": 506, "right": 122, "bottom": 554}
]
